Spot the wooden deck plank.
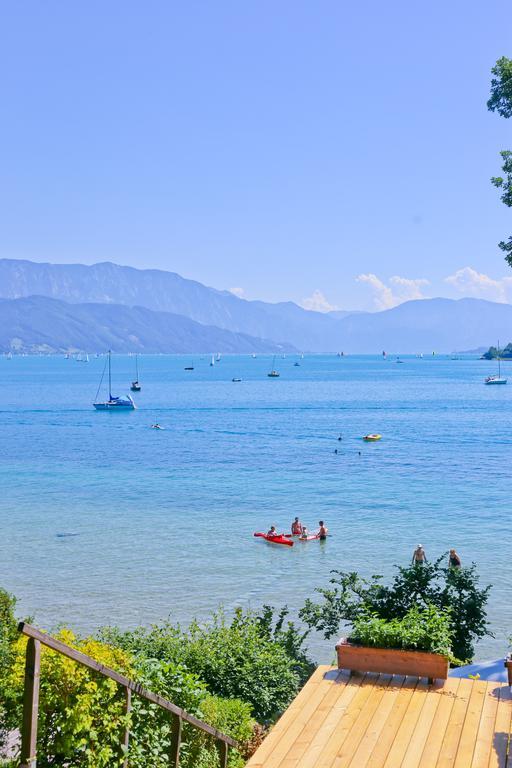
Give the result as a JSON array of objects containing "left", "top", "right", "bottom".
[
  {"left": 309, "top": 673, "right": 384, "bottom": 768},
  {"left": 471, "top": 682, "right": 501, "bottom": 768},
  {"left": 287, "top": 672, "right": 367, "bottom": 768},
  {"left": 417, "top": 678, "right": 462, "bottom": 768},
  {"left": 245, "top": 666, "right": 333, "bottom": 767},
  {"left": 436, "top": 677, "right": 474, "bottom": 768},
  {"left": 329, "top": 674, "right": 394, "bottom": 768},
  {"left": 250, "top": 669, "right": 348, "bottom": 768},
  {"left": 488, "top": 684, "right": 512, "bottom": 768},
  {"left": 278, "top": 671, "right": 355, "bottom": 767},
  {"left": 453, "top": 678, "right": 488, "bottom": 768},
  {"left": 381, "top": 678, "right": 430, "bottom": 767},
  {"left": 345, "top": 675, "right": 406, "bottom": 768},
  {"left": 400, "top": 679, "right": 459, "bottom": 768},
  {"left": 246, "top": 668, "right": 512, "bottom": 768}
]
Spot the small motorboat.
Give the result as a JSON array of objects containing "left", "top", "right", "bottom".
[
  {"left": 151, "top": 423, "right": 164, "bottom": 430},
  {"left": 184, "top": 366, "right": 194, "bottom": 371},
  {"left": 363, "top": 434, "right": 382, "bottom": 441},
  {"left": 294, "top": 362, "right": 300, "bottom": 367},
  {"left": 232, "top": 377, "right": 242, "bottom": 382},
  {"left": 253, "top": 532, "right": 293, "bottom": 547}
]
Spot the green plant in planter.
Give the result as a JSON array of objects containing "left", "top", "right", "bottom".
[
  {"left": 348, "top": 604, "right": 454, "bottom": 658},
  {"left": 300, "top": 557, "right": 491, "bottom": 663}
]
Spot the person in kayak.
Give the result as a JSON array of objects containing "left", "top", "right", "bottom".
[
  {"left": 291, "top": 517, "right": 302, "bottom": 535},
  {"left": 412, "top": 544, "right": 428, "bottom": 565},
  {"left": 267, "top": 526, "right": 279, "bottom": 537},
  {"left": 448, "top": 549, "right": 461, "bottom": 568},
  {"left": 317, "top": 521, "right": 328, "bottom": 540}
]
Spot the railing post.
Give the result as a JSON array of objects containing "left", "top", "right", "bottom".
[
  {"left": 169, "top": 713, "right": 182, "bottom": 767},
  {"left": 217, "top": 740, "right": 229, "bottom": 768},
  {"left": 121, "top": 686, "right": 132, "bottom": 768},
  {"left": 20, "top": 637, "right": 41, "bottom": 768}
]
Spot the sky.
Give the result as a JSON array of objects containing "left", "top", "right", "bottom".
[{"left": 0, "top": 1, "right": 511, "bottom": 312}]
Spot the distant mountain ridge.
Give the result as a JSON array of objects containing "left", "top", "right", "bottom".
[
  {"left": 0, "top": 296, "right": 296, "bottom": 354},
  {"left": 0, "top": 259, "right": 344, "bottom": 351},
  {"left": 1, "top": 259, "right": 512, "bottom": 353}
]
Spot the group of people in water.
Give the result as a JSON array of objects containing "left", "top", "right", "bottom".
[
  {"left": 267, "top": 517, "right": 328, "bottom": 541},
  {"left": 411, "top": 544, "right": 462, "bottom": 568}
]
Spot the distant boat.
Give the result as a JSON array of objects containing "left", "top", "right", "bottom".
[
  {"left": 184, "top": 364, "right": 194, "bottom": 371},
  {"left": 94, "top": 351, "right": 136, "bottom": 410},
  {"left": 216, "top": 353, "right": 221, "bottom": 362},
  {"left": 232, "top": 377, "right": 242, "bottom": 382},
  {"left": 294, "top": 362, "right": 300, "bottom": 367},
  {"left": 268, "top": 356, "right": 280, "bottom": 378},
  {"left": 485, "top": 342, "right": 507, "bottom": 385},
  {"left": 301, "top": 353, "right": 304, "bottom": 359},
  {"left": 382, "top": 351, "right": 386, "bottom": 358},
  {"left": 76, "top": 352, "right": 89, "bottom": 362},
  {"left": 251, "top": 354, "right": 257, "bottom": 359},
  {"left": 210, "top": 355, "right": 215, "bottom": 366},
  {"left": 396, "top": 357, "right": 404, "bottom": 364},
  {"left": 130, "top": 354, "right": 141, "bottom": 391}
]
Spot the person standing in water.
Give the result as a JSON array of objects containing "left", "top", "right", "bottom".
[
  {"left": 448, "top": 549, "right": 461, "bottom": 568},
  {"left": 412, "top": 544, "right": 428, "bottom": 565},
  {"left": 291, "top": 517, "right": 302, "bottom": 535},
  {"left": 318, "top": 521, "right": 328, "bottom": 540}
]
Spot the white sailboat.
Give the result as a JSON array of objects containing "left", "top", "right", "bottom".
[
  {"left": 485, "top": 342, "right": 507, "bottom": 385},
  {"left": 131, "top": 354, "right": 141, "bottom": 391},
  {"left": 210, "top": 355, "right": 215, "bottom": 366},
  {"left": 93, "top": 351, "right": 136, "bottom": 410},
  {"left": 268, "top": 356, "right": 280, "bottom": 378}
]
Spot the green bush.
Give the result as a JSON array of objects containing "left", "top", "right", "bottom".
[
  {"left": 300, "top": 557, "right": 491, "bottom": 662},
  {"left": 3, "top": 629, "right": 134, "bottom": 768},
  {"left": 349, "top": 605, "right": 453, "bottom": 657},
  {"left": 101, "top": 606, "right": 314, "bottom": 722}
]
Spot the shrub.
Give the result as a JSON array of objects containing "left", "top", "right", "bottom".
[
  {"left": 3, "top": 629, "right": 134, "bottom": 768},
  {"left": 101, "top": 606, "right": 314, "bottom": 722},
  {"left": 300, "top": 557, "right": 491, "bottom": 662},
  {"left": 349, "top": 604, "right": 453, "bottom": 657}
]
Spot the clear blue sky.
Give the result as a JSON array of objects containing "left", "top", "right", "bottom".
[{"left": 1, "top": 1, "right": 511, "bottom": 311}]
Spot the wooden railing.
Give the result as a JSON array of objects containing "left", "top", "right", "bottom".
[{"left": 18, "top": 622, "right": 237, "bottom": 768}]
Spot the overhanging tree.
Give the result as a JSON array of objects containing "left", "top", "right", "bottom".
[{"left": 488, "top": 56, "right": 512, "bottom": 264}]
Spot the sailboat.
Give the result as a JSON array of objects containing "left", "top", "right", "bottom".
[
  {"left": 485, "top": 342, "right": 507, "bottom": 385},
  {"left": 268, "top": 356, "right": 280, "bottom": 378},
  {"left": 131, "top": 354, "right": 141, "bottom": 391},
  {"left": 210, "top": 355, "right": 215, "bottom": 366},
  {"left": 94, "top": 351, "right": 136, "bottom": 410}
]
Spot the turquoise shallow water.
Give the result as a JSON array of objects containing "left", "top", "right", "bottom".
[{"left": 0, "top": 353, "right": 510, "bottom": 662}]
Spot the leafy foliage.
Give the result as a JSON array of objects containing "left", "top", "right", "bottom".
[
  {"left": 482, "top": 343, "right": 512, "bottom": 360},
  {"left": 101, "top": 606, "right": 314, "bottom": 723},
  {"left": 488, "top": 57, "right": 512, "bottom": 264},
  {"left": 488, "top": 56, "right": 512, "bottom": 118},
  {"left": 300, "top": 557, "right": 491, "bottom": 662},
  {"left": 349, "top": 604, "right": 453, "bottom": 657},
  {"left": 3, "top": 629, "right": 134, "bottom": 768}
]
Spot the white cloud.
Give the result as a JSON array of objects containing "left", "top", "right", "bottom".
[
  {"left": 356, "top": 274, "right": 429, "bottom": 310},
  {"left": 229, "top": 287, "right": 245, "bottom": 298},
  {"left": 300, "top": 289, "right": 339, "bottom": 313},
  {"left": 444, "top": 267, "right": 512, "bottom": 303}
]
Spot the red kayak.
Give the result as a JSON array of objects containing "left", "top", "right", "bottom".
[{"left": 253, "top": 532, "right": 294, "bottom": 547}]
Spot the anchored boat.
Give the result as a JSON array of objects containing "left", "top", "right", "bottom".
[{"left": 94, "top": 351, "right": 136, "bottom": 410}]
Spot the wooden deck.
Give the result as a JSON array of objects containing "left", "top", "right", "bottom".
[{"left": 246, "top": 666, "right": 512, "bottom": 768}]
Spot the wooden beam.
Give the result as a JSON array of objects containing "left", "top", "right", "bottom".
[
  {"left": 218, "top": 740, "right": 228, "bottom": 768},
  {"left": 122, "top": 686, "right": 131, "bottom": 768},
  {"left": 20, "top": 637, "right": 41, "bottom": 768},
  {"left": 169, "top": 713, "right": 182, "bottom": 767}
]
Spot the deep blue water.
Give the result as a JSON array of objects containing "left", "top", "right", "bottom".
[{"left": 0, "top": 353, "right": 510, "bottom": 662}]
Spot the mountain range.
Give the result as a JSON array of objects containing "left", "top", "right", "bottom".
[
  {"left": 0, "top": 296, "right": 295, "bottom": 355},
  {"left": 0, "top": 258, "right": 511, "bottom": 353}
]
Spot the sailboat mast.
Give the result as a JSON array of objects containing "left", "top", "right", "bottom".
[
  {"left": 136, "top": 354, "right": 139, "bottom": 381},
  {"left": 108, "top": 350, "right": 112, "bottom": 399},
  {"left": 498, "top": 341, "right": 501, "bottom": 378}
]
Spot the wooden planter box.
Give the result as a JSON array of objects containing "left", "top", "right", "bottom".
[
  {"left": 504, "top": 655, "right": 512, "bottom": 685},
  {"left": 336, "top": 638, "right": 449, "bottom": 683}
]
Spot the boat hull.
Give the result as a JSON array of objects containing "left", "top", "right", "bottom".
[{"left": 94, "top": 397, "right": 136, "bottom": 410}]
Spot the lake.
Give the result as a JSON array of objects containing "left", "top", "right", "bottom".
[{"left": 0, "top": 353, "right": 510, "bottom": 662}]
